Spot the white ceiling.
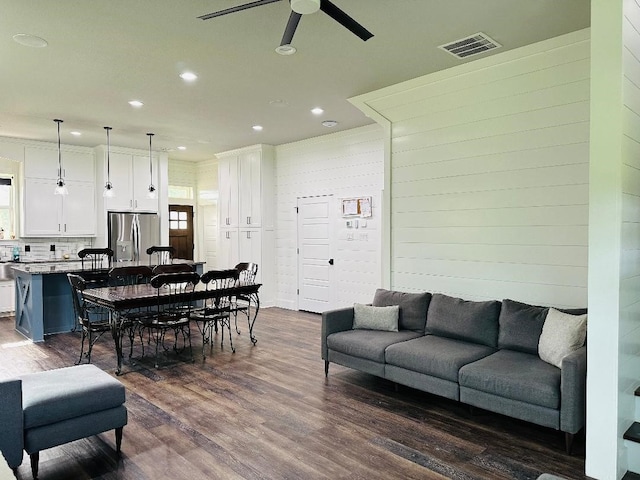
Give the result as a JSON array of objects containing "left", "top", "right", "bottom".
[{"left": 0, "top": 1, "right": 590, "bottom": 162}]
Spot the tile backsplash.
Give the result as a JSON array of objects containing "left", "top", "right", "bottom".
[{"left": 0, "top": 238, "right": 94, "bottom": 262}]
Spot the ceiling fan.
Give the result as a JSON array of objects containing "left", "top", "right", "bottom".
[{"left": 198, "top": 0, "right": 374, "bottom": 52}]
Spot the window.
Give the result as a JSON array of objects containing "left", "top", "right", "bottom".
[
  {"left": 169, "top": 210, "right": 188, "bottom": 230},
  {"left": 0, "top": 177, "right": 14, "bottom": 238},
  {"left": 168, "top": 185, "right": 193, "bottom": 200}
]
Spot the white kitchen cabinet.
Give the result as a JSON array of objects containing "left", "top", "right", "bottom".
[
  {"left": 219, "top": 228, "right": 239, "bottom": 269},
  {"left": 22, "top": 178, "right": 96, "bottom": 236},
  {"left": 100, "top": 151, "right": 158, "bottom": 212},
  {"left": 22, "top": 145, "right": 96, "bottom": 237},
  {"left": 238, "top": 150, "right": 262, "bottom": 227},
  {"left": 0, "top": 281, "right": 15, "bottom": 315},
  {"left": 216, "top": 145, "right": 274, "bottom": 304},
  {"left": 24, "top": 146, "right": 94, "bottom": 181},
  {"left": 218, "top": 155, "right": 239, "bottom": 228}
]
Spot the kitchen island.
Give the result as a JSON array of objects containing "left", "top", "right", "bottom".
[{"left": 13, "top": 260, "right": 204, "bottom": 342}]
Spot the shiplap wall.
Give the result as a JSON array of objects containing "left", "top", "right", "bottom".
[
  {"left": 275, "top": 125, "right": 384, "bottom": 310},
  {"left": 355, "top": 30, "right": 590, "bottom": 308},
  {"left": 621, "top": 0, "right": 640, "bottom": 474}
]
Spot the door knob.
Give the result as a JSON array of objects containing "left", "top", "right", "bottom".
[{"left": 328, "top": 258, "right": 334, "bottom": 265}]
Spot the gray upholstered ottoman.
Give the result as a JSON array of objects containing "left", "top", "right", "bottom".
[{"left": 19, "top": 364, "right": 127, "bottom": 478}]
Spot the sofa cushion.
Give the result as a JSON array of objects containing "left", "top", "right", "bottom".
[
  {"left": 20, "top": 364, "right": 126, "bottom": 430},
  {"left": 385, "top": 335, "right": 495, "bottom": 382},
  {"left": 353, "top": 303, "right": 399, "bottom": 332},
  {"left": 425, "top": 294, "right": 501, "bottom": 347},
  {"left": 538, "top": 308, "right": 587, "bottom": 368},
  {"left": 327, "top": 330, "right": 422, "bottom": 363},
  {"left": 459, "top": 350, "right": 560, "bottom": 409},
  {"left": 498, "top": 299, "right": 548, "bottom": 354},
  {"left": 372, "top": 289, "right": 431, "bottom": 333}
]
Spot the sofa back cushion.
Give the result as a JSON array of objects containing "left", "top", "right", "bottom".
[
  {"left": 425, "top": 293, "right": 501, "bottom": 347},
  {"left": 498, "top": 299, "right": 548, "bottom": 354},
  {"left": 372, "top": 289, "right": 431, "bottom": 333}
]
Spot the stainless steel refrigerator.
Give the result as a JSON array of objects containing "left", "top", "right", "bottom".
[{"left": 108, "top": 212, "right": 160, "bottom": 262}]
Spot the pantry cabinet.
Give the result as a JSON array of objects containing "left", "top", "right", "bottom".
[{"left": 216, "top": 145, "right": 274, "bottom": 302}]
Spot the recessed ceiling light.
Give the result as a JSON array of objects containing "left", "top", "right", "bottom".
[
  {"left": 252, "top": 125, "right": 263, "bottom": 132},
  {"left": 275, "top": 44, "right": 296, "bottom": 56},
  {"left": 13, "top": 33, "right": 48, "bottom": 48},
  {"left": 177, "top": 146, "right": 187, "bottom": 150},
  {"left": 322, "top": 120, "right": 338, "bottom": 128},
  {"left": 311, "top": 107, "right": 324, "bottom": 115},
  {"left": 128, "top": 100, "right": 144, "bottom": 108},
  {"left": 70, "top": 131, "right": 82, "bottom": 136},
  {"left": 179, "top": 72, "right": 198, "bottom": 82}
]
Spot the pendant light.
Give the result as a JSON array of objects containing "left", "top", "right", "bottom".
[
  {"left": 147, "top": 133, "right": 157, "bottom": 199},
  {"left": 103, "top": 126, "right": 114, "bottom": 197},
  {"left": 53, "top": 119, "right": 68, "bottom": 195}
]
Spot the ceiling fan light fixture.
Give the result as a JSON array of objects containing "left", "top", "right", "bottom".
[
  {"left": 291, "top": 0, "right": 320, "bottom": 14},
  {"left": 275, "top": 44, "right": 296, "bottom": 55}
]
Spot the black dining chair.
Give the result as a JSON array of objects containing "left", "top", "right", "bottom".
[
  {"left": 190, "top": 269, "right": 238, "bottom": 358},
  {"left": 68, "top": 273, "right": 112, "bottom": 365},
  {"left": 108, "top": 265, "right": 154, "bottom": 357},
  {"left": 231, "top": 262, "right": 258, "bottom": 334},
  {"left": 146, "top": 246, "right": 174, "bottom": 266},
  {"left": 78, "top": 248, "right": 114, "bottom": 288},
  {"left": 137, "top": 272, "right": 200, "bottom": 368},
  {"left": 152, "top": 263, "right": 194, "bottom": 275}
]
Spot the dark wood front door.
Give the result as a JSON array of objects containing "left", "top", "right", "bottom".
[{"left": 168, "top": 205, "right": 194, "bottom": 260}]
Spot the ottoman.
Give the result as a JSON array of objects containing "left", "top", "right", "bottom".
[{"left": 19, "top": 364, "right": 127, "bottom": 479}]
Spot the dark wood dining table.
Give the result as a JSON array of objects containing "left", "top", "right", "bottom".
[{"left": 81, "top": 282, "right": 261, "bottom": 374}]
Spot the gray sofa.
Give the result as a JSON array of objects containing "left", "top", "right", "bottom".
[{"left": 321, "top": 289, "right": 587, "bottom": 453}]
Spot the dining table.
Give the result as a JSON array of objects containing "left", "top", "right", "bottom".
[{"left": 81, "top": 282, "right": 261, "bottom": 374}]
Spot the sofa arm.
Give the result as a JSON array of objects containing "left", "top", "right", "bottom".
[
  {"left": 560, "top": 346, "right": 586, "bottom": 434},
  {"left": 321, "top": 307, "right": 354, "bottom": 360},
  {"left": 0, "top": 379, "right": 24, "bottom": 470}
]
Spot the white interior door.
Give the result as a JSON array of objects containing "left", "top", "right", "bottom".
[{"left": 297, "top": 195, "right": 334, "bottom": 313}]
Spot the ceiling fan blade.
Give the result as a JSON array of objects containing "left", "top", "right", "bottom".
[
  {"left": 198, "top": 0, "right": 281, "bottom": 20},
  {"left": 280, "top": 11, "right": 303, "bottom": 46},
  {"left": 319, "top": 0, "right": 373, "bottom": 41}
]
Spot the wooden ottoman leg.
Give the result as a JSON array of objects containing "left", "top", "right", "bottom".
[
  {"left": 30, "top": 452, "right": 39, "bottom": 479},
  {"left": 115, "top": 427, "right": 123, "bottom": 454}
]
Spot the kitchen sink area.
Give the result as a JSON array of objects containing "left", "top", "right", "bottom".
[{"left": 0, "top": 262, "right": 16, "bottom": 281}]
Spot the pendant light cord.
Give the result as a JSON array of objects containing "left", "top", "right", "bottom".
[
  {"left": 54, "top": 119, "right": 63, "bottom": 180},
  {"left": 147, "top": 133, "right": 154, "bottom": 186},
  {"left": 105, "top": 126, "right": 112, "bottom": 184}
]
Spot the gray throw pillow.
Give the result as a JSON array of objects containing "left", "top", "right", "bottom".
[
  {"left": 425, "top": 293, "right": 501, "bottom": 347},
  {"left": 353, "top": 303, "right": 399, "bottom": 332},
  {"left": 372, "top": 289, "right": 431, "bottom": 333},
  {"left": 538, "top": 307, "right": 587, "bottom": 368},
  {"left": 498, "top": 299, "right": 548, "bottom": 354}
]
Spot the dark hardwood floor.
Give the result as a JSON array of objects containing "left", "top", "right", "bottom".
[{"left": 0, "top": 309, "right": 588, "bottom": 480}]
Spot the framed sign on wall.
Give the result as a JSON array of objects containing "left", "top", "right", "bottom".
[{"left": 341, "top": 196, "right": 372, "bottom": 217}]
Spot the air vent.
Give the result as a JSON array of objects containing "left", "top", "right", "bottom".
[{"left": 439, "top": 32, "right": 501, "bottom": 59}]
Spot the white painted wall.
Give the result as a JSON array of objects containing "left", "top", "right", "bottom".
[
  {"left": 275, "top": 125, "right": 384, "bottom": 310},
  {"left": 353, "top": 30, "right": 590, "bottom": 309},
  {"left": 196, "top": 159, "right": 218, "bottom": 269}
]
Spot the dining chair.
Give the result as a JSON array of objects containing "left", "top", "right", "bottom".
[
  {"left": 68, "top": 273, "right": 112, "bottom": 365},
  {"left": 137, "top": 272, "right": 200, "bottom": 368},
  {"left": 78, "top": 247, "right": 114, "bottom": 288},
  {"left": 231, "top": 262, "right": 259, "bottom": 334},
  {"left": 152, "top": 263, "right": 194, "bottom": 274},
  {"left": 108, "top": 265, "right": 154, "bottom": 358},
  {"left": 190, "top": 269, "right": 238, "bottom": 358},
  {"left": 146, "top": 245, "right": 174, "bottom": 266}
]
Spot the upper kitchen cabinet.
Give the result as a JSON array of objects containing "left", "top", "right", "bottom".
[
  {"left": 24, "top": 146, "right": 94, "bottom": 181},
  {"left": 22, "top": 146, "right": 96, "bottom": 237},
  {"left": 217, "top": 145, "right": 274, "bottom": 229},
  {"left": 96, "top": 147, "right": 158, "bottom": 213}
]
